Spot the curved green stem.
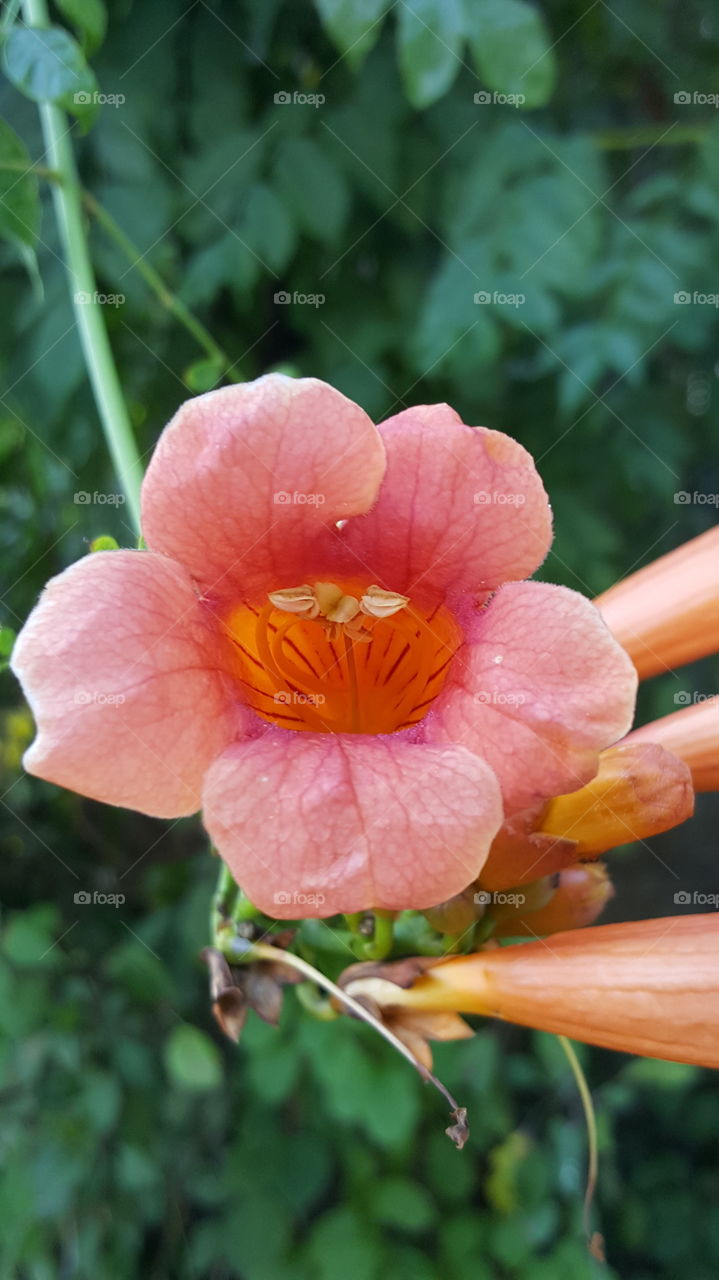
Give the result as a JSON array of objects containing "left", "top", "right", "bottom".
[
  {"left": 23, "top": 0, "right": 144, "bottom": 531},
  {"left": 557, "top": 1035, "right": 599, "bottom": 1243},
  {"left": 82, "top": 191, "right": 241, "bottom": 379}
]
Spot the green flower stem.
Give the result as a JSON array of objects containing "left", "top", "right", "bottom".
[
  {"left": 81, "top": 191, "right": 241, "bottom": 380},
  {"left": 557, "top": 1034, "right": 599, "bottom": 1244},
  {"left": 226, "top": 938, "right": 466, "bottom": 1117},
  {"left": 23, "top": 0, "right": 144, "bottom": 531},
  {"left": 0, "top": 159, "right": 61, "bottom": 180},
  {"left": 210, "top": 861, "right": 238, "bottom": 941}
]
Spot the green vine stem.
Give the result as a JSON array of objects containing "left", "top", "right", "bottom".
[
  {"left": 81, "top": 191, "right": 241, "bottom": 380},
  {"left": 557, "top": 1034, "right": 600, "bottom": 1250},
  {"left": 22, "top": 0, "right": 144, "bottom": 531}
]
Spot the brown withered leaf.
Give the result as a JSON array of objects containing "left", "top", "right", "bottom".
[
  {"left": 200, "top": 946, "right": 302, "bottom": 1041},
  {"left": 446, "top": 1107, "right": 470, "bottom": 1150},
  {"left": 338, "top": 954, "right": 441, "bottom": 991}
]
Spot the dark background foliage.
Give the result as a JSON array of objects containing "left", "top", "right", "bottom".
[{"left": 1, "top": 0, "right": 719, "bottom": 1276}]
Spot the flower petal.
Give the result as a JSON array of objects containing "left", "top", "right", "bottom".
[
  {"left": 426, "top": 581, "right": 638, "bottom": 814},
  {"left": 382, "top": 915, "right": 719, "bottom": 1068},
  {"left": 341, "top": 405, "right": 552, "bottom": 602},
  {"left": 493, "top": 863, "right": 615, "bottom": 937},
  {"left": 596, "top": 526, "right": 719, "bottom": 679},
  {"left": 202, "top": 732, "right": 503, "bottom": 917},
  {"left": 141, "top": 375, "right": 386, "bottom": 600},
  {"left": 538, "top": 741, "right": 694, "bottom": 855},
  {"left": 625, "top": 700, "right": 719, "bottom": 793},
  {"left": 11, "top": 550, "right": 242, "bottom": 817}
]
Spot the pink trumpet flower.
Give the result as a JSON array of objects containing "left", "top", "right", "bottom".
[{"left": 11, "top": 376, "right": 636, "bottom": 917}]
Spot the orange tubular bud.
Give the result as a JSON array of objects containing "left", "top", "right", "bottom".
[
  {"left": 595, "top": 527, "right": 719, "bottom": 679},
  {"left": 493, "top": 863, "right": 614, "bottom": 938},
  {"left": 624, "top": 700, "right": 719, "bottom": 793},
  {"left": 537, "top": 742, "right": 694, "bottom": 857},
  {"left": 381, "top": 916, "right": 719, "bottom": 1068}
]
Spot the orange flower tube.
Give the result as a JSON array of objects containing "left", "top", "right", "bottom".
[
  {"left": 493, "top": 863, "right": 614, "bottom": 938},
  {"left": 595, "top": 527, "right": 719, "bottom": 679},
  {"left": 625, "top": 700, "right": 719, "bottom": 792},
  {"left": 382, "top": 916, "right": 719, "bottom": 1067}
]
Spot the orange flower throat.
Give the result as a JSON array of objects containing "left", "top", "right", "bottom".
[{"left": 224, "top": 579, "right": 461, "bottom": 735}]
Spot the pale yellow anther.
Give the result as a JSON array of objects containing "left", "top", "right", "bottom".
[
  {"left": 267, "top": 586, "right": 320, "bottom": 618},
  {"left": 326, "top": 594, "right": 361, "bottom": 624},
  {"left": 359, "top": 584, "right": 410, "bottom": 619},
  {"left": 313, "top": 581, "right": 345, "bottom": 614}
]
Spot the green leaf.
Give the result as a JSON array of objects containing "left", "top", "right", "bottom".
[
  {"left": 396, "top": 0, "right": 465, "bottom": 109},
  {"left": 0, "top": 624, "right": 17, "bottom": 661},
  {"left": 183, "top": 357, "right": 224, "bottom": 392},
  {"left": 0, "top": 118, "right": 40, "bottom": 262},
  {"left": 242, "top": 182, "right": 297, "bottom": 273},
  {"left": 313, "top": 0, "right": 388, "bottom": 69},
  {"left": 88, "top": 534, "right": 120, "bottom": 551},
  {"left": 2, "top": 25, "right": 99, "bottom": 125},
  {"left": 164, "top": 1024, "right": 223, "bottom": 1091},
  {"left": 2, "top": 905, "right": 62, "bottom": 969},
  {"left": 55, "top": 0, "right": 108, "bottom": 55},
  {"left": 371, "top": 1177, "right": 437, "bottom": 1232},
  {"left": 273, "top": 138, "right": 349, "bottom": 242},
  {"left": 468, "top": 0, "right": 556, "bottom": 108},
  {"left": 306, "top": 1208, "right": 384, "bottom": 1280}
]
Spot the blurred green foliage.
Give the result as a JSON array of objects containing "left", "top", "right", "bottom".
[{"left": 2, "top": 0, "right": 719, "bottom": 1275}]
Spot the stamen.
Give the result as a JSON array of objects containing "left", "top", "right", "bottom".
[
  {"left": 360, "top": 585, "right": 410, "bottom": 619},
  {"left": 225, "top": 580, "right": 460, "bottom": 734}
]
